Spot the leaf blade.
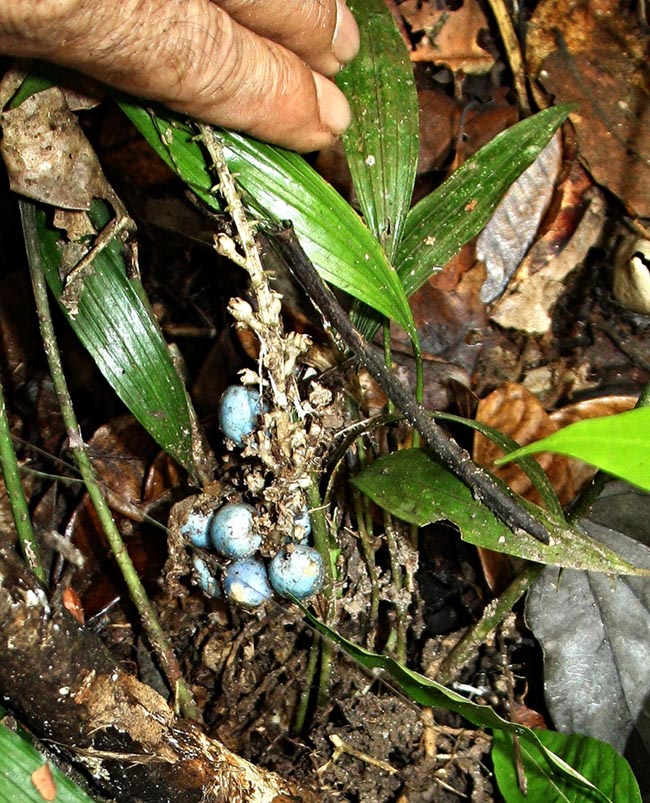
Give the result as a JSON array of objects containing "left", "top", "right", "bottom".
[
  {"left": 396, "top": 105, "right": 572, "bottom": 297},
  {"left": 119, "top": 103, "right": 416, "bottom": 337},
  {"left": 495, "top": 408, "right": 650, "bottom": 491},
  {"left": 337, "top": 0, "right": 419, "bottom": 261},
  {"left": 25, "top": 201, "right": 198, "bottom": 476},
  {"left": 351, "top": 449, "right": 650, "bottom": 575},
  {"left": 0, "top": 724, "right": 99, "bottom": 803},
  {"left": 493, "top": 729, "right": 640, "bottom": 803}
]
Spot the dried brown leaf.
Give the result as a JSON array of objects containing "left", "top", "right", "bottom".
[
  {"left": 474, "top": 382, "right": 575, "bottom": 505},
  {"left": 0, "top": 87, "right": 113, "bottom": 210},
  {"left": 30, "top": 764, "right": 56, "bottom": 802},
  {"left": 474, "top": 384, "right": 638, "bottom": 505},
  {"left": 490, "top": 161, "right": 606, "bottom": 333},
  {"left": 401, "top": 0, "right": 495, "bottom": 73},
  {"left": 527, "top": 0, "right": 650, "bottom": 216}
]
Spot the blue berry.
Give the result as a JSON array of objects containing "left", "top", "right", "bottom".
[
  {"left": 210, "top": 502, "right": 261, "bottom": 559},
  {"left": 223, "top": 557, "right": 272, "bottom": 608},
  {"left": 192, "top": 557, "right": 222, "bottom": 598},
  {"left": 180, "top": 508, "right": 213, "bottom": 548},
  {"left": 268, "top": 545, "right": 325, "bottom": 600},
  {"left": 219, "top": 385, "right": 263, "bottom": 446}
]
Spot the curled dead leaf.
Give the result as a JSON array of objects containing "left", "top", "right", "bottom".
[
  {"left": 0, "top": 87, "right": 113, "bottom": 210},
  {"left": 474, "top": 383, "right": 636, "bottom": 506}
]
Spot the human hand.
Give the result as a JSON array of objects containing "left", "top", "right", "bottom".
[{"left": 0, "top": 0, "right": 359, "bottom": 152}]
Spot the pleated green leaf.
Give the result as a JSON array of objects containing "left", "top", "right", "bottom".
[
  {"left": 337, "top": 0, "right": 419, "bottom": 261},
  {"left": 23, "top": 201, "right": 197, "bottom": 477},
  {"left": 120, "top": 103, "right": 416, "bottom": 338},
  {"left": 493, "top": 729, "right": 640, "bottom": 803},
  {"left": 396, "top": 105, "right": 572, "bottom": 296},
  {"left": 300, "top": 606, "right": 615, "bottom": 803},
  {"left": 351, "top": 449, "right": 650, "bottom": 575},
  {"left": 0, "top": 724, "right": 98, "bottom": 803}
]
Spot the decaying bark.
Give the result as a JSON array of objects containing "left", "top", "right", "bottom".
[{"left": 0, "top": 541, "right": 319, "bottom": 803}]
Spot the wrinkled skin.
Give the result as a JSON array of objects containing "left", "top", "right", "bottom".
[{"left": 0, "top": 0, "right": 359, "bottom": 151}]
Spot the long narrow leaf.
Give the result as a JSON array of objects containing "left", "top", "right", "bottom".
[
  {"left": 120, "top": 103, "right": 416, "bottom": 338},
  {"left": 396, "top": 105, "right": 572, "bottom": 296},
  {"left": 23, "top": 201, "right": 198, "bottom": 477},
  {"left": 299, "top": 606, "right": 614, "bottom": 803},
  {"left": 337, "top": 0, "right": 419, "bottom": 261},
  {"left": 0, "top": 724, "right": 98, "bottom": 803}
]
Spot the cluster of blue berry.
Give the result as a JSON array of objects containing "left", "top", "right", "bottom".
[{"left": 179, "top": 385, "right": 325, "bottom": 608}]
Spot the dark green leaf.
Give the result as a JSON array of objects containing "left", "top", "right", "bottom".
[
  {"left": 337, "top": 0, "right": 419, "bottom": 261},
  {"left": 24, "top": 201, "right": 198, "bottom": 477},
  {"left": 299, "top": 606, "right": 613, "bottom": 802},
  {"left": 0, "top": 724, "right": 98, "bottom": 803},
  {"left": 493, "top": 729, "right": 640, "bottom": 803},
  {"left": 119, "top": 103, "right": 416, "bottom": 337},
  {"left": 351, "top": 449, "right": 650, "bottom": 574},
  {"left": 396, "top": 106, "right": 572, "bottom": 297}
]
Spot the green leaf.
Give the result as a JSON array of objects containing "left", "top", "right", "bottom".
[
  {"left": 24, "top": 201, "right": 198, "bottom": 477},
  {"left": 495, "top": 408, "right": 650, "bottom": 492},
  {"left": 299, "top": 606, "right": 613, "bottom": 802},
  {"left": 337, "top": 0, "right": 419, "bottom": 262},
  {"left": 119, "top": 102, "right": 416, "bottom": 338},
  {"left": 0, "top": 724, "right": 98, "bottom": 803},
  {"left": 493, "top": 729, "right": 640, "bottom": 803},
  {"left": 396, "top": 105, "right": 572, "bottom": 297},
  {"left": 351, "top": 449, "right": 650, "bottom": 575}
]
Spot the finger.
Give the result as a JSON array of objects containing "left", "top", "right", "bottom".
[
  {"left": 214, "top": 0, "right": 359, "bottom": 76},
  {"left": 0, "top": 0, "right": 352, "bottom": 152}
]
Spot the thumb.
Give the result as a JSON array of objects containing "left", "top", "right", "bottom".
[{"left": 1, "top": 0, "right": 353, "bottom": 151}]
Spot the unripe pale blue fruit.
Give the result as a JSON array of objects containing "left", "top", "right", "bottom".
[
  {"left": 180, "top": 509, "right": 213, "bottom": 549},
  {"left": 218, "top": 385, "right": 263, "bottom": 446},
  {"left": 192, "top": 557, "right": 222, "bottom": 598},
  {"left": 223, "top": 557, "right": 272, "bottom": 608},
  {"left": 210, "top": 502, "right": 261, "bottom": 559},
  {"left": 268, "top": 545, "right": 325, "bottom": 600}
]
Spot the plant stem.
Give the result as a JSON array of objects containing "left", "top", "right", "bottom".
[
  {"left": 272, "top": 226, "right": 551, "bottom": 544},
  {"left": 307, "top": 478, "right": 335, "bottom": 599},
  {"left": 0, "top": 374, "right": 46, "bottom": 584},
  {"left": 21, "top": 200, "right": 199, "bottom": 720},
  {"left": 352, "top": 487, "right": 379, "bottom": 645},
  {"left": 435, "top": 562, "right": 544, "bottom": 685},
  {"left": 383, "top": 512, "right": 407, "bottom": 663},
  {"left": 293, "top": 632, "right": 320, "bottom": 734}
]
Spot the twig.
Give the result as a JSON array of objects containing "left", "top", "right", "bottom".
[
  {"left": 485, "top": 0, "right": 530, "bottom": 114},
  {"left": 0, "top": 374, "right": 46, "bottom": 583},
  {"left": 20, "top": 199, "right": 199, "bottom": 721},
  {"left": 271, "top": 225, "right": 550, "bottom": 544}
]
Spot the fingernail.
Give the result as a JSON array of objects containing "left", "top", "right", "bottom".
[
  {"left": 332, "top": 0, "right": 360, "bottom": 65},
  {"left": 314, "top": 73, "right": 352, "bottom": 136}
]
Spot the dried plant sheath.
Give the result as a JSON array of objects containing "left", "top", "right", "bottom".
[{"left": 0, "top": 542, "right": 319, "bottom": 803}]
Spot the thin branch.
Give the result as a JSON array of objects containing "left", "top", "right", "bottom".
[
  {"left": 20, "top": 199, "right": 199, "bottom": 720},
  {"left": 271, "top": 225, "right": 550, "bottom": 544}
]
